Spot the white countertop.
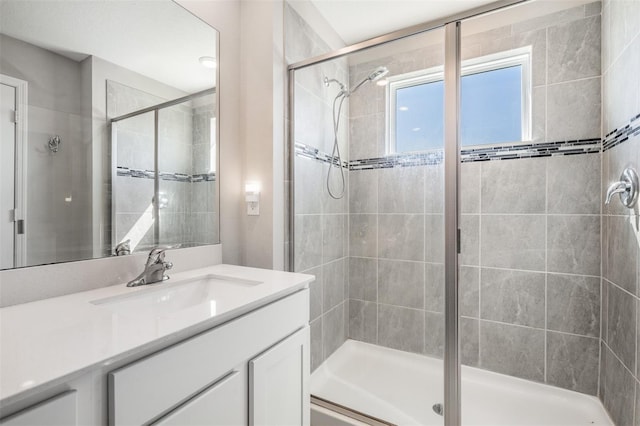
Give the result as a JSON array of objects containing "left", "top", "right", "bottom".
[{"left": 0, "top": 264, "right": 313, "bottom": 404}]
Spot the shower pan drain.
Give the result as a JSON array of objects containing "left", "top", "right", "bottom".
[{"left": 432, "top": 403, "right": 444, "bottom": 416}]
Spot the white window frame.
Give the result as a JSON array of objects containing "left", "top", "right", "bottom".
[{"left": 386, "top": 46, "right": 532, "bottom": 154}]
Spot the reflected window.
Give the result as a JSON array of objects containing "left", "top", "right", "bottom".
[{"left": 387, "top": 47, "right": 531, "bottom": 153}]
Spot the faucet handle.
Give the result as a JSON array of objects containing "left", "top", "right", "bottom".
[
  {"left": 605, "top": 167, "right": 638, "bottom": 208},
  {"left": 146, "top": 247, "right": 166, "bottom": 266},
  {"left": 115, "top": 239, "right": 131, "bottom": 256},
  {"left": 605, "top": 181, "right": 630, "bottom": 204}
]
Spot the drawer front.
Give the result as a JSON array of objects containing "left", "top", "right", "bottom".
[
  {"left": 0, "top": 391, "right": 77, "bottom": 426},
  {"left": 109, "top": 289, "right": 308, "bottom": 425},
  {"left": 153, "top": 369, "right": 245, "bottom": 426}
]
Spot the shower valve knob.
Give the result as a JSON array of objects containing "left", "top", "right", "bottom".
[{"left": 605, "top": 167, "right": 638, "bottom": 208}]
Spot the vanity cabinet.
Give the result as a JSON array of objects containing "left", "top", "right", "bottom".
[
  {"left": 250, "top": 326, "right": 310, "bottom": 426},
  {"left": 0, "top": 264, "right": 313, "bottom": 426},
  {"left": 0, "top": 392, "right": 77, "bottom": 426},
  {"left": 109, "top": 289, "right": 309, "bottom": 426}
]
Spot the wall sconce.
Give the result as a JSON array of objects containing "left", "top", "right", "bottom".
[{"left": 245, "top": 182, "right": 261, "bottom": 216}]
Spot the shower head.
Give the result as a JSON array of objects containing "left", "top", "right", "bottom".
[
  {"left": 367, "top": 66, "right": 389, "bottom": 82},
  {"left": 349, "top": 65, "right": 389, "bottom": 96},
  {"left": 324, "top": 76, "right": 346, "bottom": 94}
]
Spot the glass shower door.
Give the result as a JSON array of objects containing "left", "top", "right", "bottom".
[
  {"left": 290, "top": 20, "right": 449, "bottom": 424},
  {"left": 112, "top": 110, "right": 156, "bottom": 253},
  {"left": 458, "top": 2, "right": 611, "bottom": 424}
]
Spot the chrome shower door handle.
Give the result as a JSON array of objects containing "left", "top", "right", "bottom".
[{"left": 605, "top": 167, "right": 638, "bottom": 208}]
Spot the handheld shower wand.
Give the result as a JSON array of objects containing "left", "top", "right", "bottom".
[
  {"left": 323, "top": 66, "right": 389, "bottom": 200},
  {"left": 348, "top": 66, "right": 389, "bottom": 96}
]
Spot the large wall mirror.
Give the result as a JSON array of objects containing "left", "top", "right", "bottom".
[{"left": 0, "top": 0, "right": 220, "bottom": 270}]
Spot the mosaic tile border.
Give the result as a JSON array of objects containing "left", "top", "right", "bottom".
[
  {"left": 460, "top": 138, "right": 601, "bottom": 162},
  {"left": 295, "top": 138, "right": 602, "bottom": 170},
  {"left": 603, "top": 113, "right": 640, "bottom": 151},
  {"left": 295, "top": 143, "right": 348, "bottom": 168},
  {"left": 117, "top": 166, "right": 216, "bottom": 182},
  {"left": 350, "top": 151, "right": 443, "bottom": 170}
]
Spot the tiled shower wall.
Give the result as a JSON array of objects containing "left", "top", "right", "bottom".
[
  {"left": 599, "top": 0, "right": 640, "bottom": 424},
  {"left": 347, "top": 3, "right": 604, "bottom": 395},
  {"left": 285, "top": 4, "right": 350, "bottom": 371}
]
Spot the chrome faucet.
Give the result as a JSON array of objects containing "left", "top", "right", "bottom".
[
  {"left": 605, "top": 167, "right": 638, "bottom": 208},
  {"left": 127, "top": 248, "right": 173, "bottom": 287},
  {"left": 115, "top": 239, "right": 131, "bottom": 256}
]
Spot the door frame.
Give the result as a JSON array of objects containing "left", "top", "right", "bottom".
[{"left": 1, "top": 74, "right": 28, "bottom": 267}]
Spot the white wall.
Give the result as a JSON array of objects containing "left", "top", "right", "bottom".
[
  {"left": 238, "top": 0, "right": 286, "bottom": 270},
  {"left": 183, "top": 0, "right": 288, "bottom": 270}
]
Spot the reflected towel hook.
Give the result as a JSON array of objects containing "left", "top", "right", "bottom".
[{"left": 48, "top": 135, "right": 61, "bottom": 153}]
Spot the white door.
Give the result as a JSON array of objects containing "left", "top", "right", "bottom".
[
  {"left": 250, "top": 326, "right": 310, "bottom": 426},
  {"left": 0, "top": 82, "right": 16, "bottom": 269}
]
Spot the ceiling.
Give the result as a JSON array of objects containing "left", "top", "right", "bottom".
[
  {"left": 308, "top": 0, "right": 498, "bottom": 45},
  {"left": 0, "top": 1, "right": 217, "bottom": 93}
]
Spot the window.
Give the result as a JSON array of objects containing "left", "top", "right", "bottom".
[{"left": 387, "top": 47, "right": 531, "bottom": 153}]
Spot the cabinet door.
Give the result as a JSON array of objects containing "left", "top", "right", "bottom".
[
  {"left": 0, "top": 391, "right": 76, "bottom": 426},
  {"left": 153, "top": 369, "right": 245, "bottom": 426},
  {"left": 249, "top": 326, "right": 309, "bottom": 426}
]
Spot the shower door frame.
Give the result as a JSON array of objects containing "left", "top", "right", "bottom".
[{"left": 287, "top": 1, "right": 526, "bottom": 424}]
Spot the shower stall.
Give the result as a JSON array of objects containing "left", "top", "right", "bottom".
[
  {"left": 287, "top": 0, "right": 638, "bottom": 424},
  {"left": 110, "top": 86, "right": 218, "bottom": 254}
]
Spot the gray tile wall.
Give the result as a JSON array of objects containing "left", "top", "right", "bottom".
[
  {"left": 600, "top": 0, "right": 640, "bottom": 424},
  {"left": 285, "top": 4, "right": 350, "bottom": 371},
  {"left": 347, "top": 3, "right": 604, "bottom": 396},
  {"left": 348, "top": 153, "right": 602, "bottom": 395}
]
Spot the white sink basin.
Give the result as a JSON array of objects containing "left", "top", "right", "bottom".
[{"left": 91, "top": 275, "right": 263, "bottom": 318}]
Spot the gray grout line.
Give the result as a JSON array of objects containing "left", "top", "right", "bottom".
[
  {"left": 602, "top": 276, "right": 640, "bottom": 301},
  {"left": 597, "top": 131, "right": 605, "bottom": 399},
  {"left": 544, "top": 157, "right": 549, "bottom": 384}
]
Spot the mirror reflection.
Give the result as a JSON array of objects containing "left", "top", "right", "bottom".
[{"left": 0, "top": 0, "right": 219, "bottom": 270}]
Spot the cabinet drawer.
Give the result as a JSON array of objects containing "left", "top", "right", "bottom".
[
  {"left": 153, "top": 369, "right": 245, "bottom": 426},
  {"left": 109, "top": 289, "right": 308, "bottom": 425},
  {"left": 0, "top": 391, "right": 76, "bottom": 426}
]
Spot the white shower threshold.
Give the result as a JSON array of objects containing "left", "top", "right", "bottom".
[{"left": 311, "top": 340, "right": 613, "bottom": 426}]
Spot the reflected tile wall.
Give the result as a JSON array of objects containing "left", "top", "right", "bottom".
[{"left": 110, "top": 81, "right": 218, "bottom": 251}]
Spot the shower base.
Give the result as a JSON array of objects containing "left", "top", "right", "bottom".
[{"left": 311, "top": 340, "right": 612, "bottom": 426}]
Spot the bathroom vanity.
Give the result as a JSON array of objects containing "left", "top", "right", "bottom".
[{"left": 0, "top": 265, "right": 313, "bottom": 425}]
